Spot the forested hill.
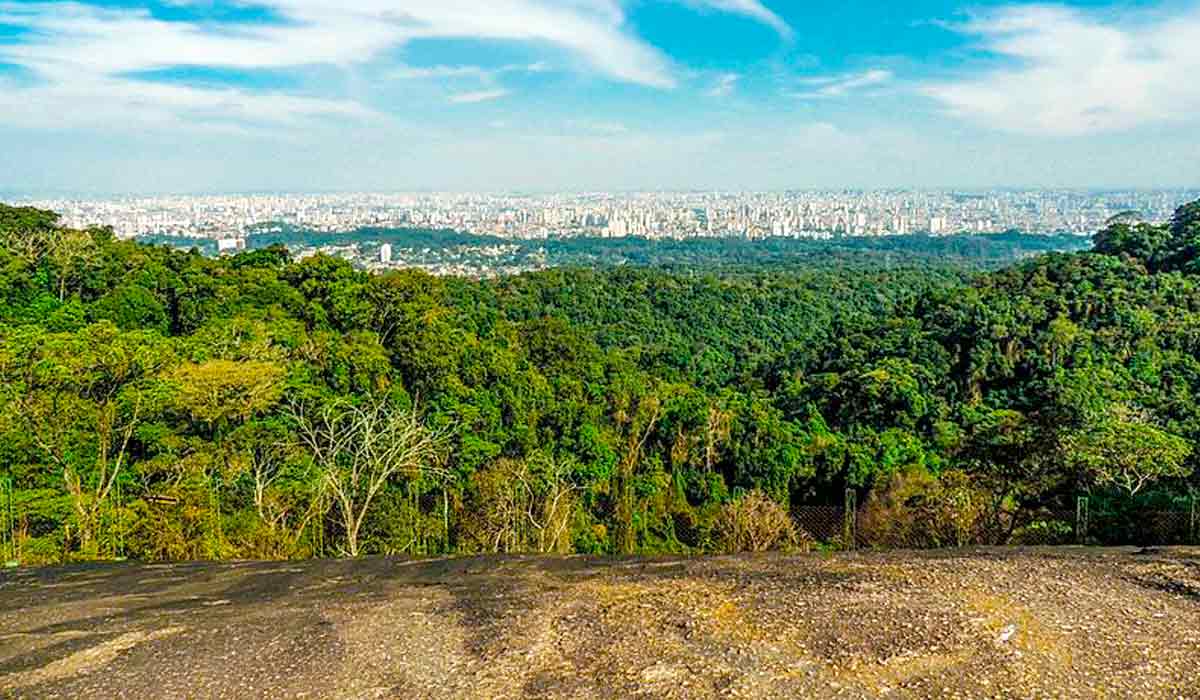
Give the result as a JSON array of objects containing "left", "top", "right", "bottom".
[{"left": 1, "top": 201, "right": 1199, "bottom": 564}]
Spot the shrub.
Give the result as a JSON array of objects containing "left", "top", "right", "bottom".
[
  {"left": 15, "top": 533, "right": 64, "bottom": 566},
  {"left": 715, "top": 490, "right": 812, "bottom": 553},
  {"left": 1011, "top": 519, "right": 1074, "bottom": 546},
  {"left": 858, "top": 468, "right": 993, "bottom": 548}
]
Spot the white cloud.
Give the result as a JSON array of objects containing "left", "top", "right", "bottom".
[
  {"left": 448, "top": 89, "right": 510, "bottom": 104},
  {"left": 0, "top": 1, "right": 676, "bottom": 86},
  {"left": 705, "top": 72, "right": 740, "bottom": 97},
  {"left": 788, "top": 69, "right": 893, "bottom": 99},
  {"left": 387, "top": 65, "right": 493, "bottom": 81},
  {"left": 0, "top": 0, "right": 758, "bottom": 132},
  {"left": 387, "top": 61, "right": 549, "bottom": 84},
  {"left": 0, "top": 0, "right": 794, "bottom": 132},
  {"left": 570, "top": 120, "right": 630, "bottom": 135},
  {"left": 922, "top": 4, "right": 1200, "bottom": 135},
  {"left": 0, "top": 71, "right": 378, "bottom": 133},
  {"left": 678, "top": 0, "right": 792, "bottom": 38}
]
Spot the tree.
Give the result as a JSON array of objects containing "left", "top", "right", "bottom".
[
  {"left": 1092, "top": 221, "right": 1171, "bottom": 263},
  {"left": 1064, "top": 406, "right": 1192, "bottom": 496},
  {"left": 955, "top": 407, "right": 1065, "bottom": 540},
  {"left": 5, "top": 199, "right": 1200, "bottom": 562},
  {"left": 288, "top": 397, "right": 448, "bottom": 557},
  {"left": 0, "top": 205, "right": 60, "bottom": 262},
  {"left": 7, "top": 324, "right": 173, "bottom": 554},
  {"left": 228, "top": 419, "right": 326, "bottom": 558},
  {"left": 1163, "top": 200, "right": 1200, "bottom": 273},
  {"left": 92, "top": 283, "right": 170, "bottom": 333},
  {"left": 610, "top": 391, "right": 661, "bottom": 555},
  {"left": 23, "top": 392, "right": 141, "bottom": 554},
  {"left": 169, "top": 359, "right": 286, "bottom": 434},
  {"left": 1170, "top": 201, "right": 1200, "bottom": 240},
  {"left": 461, "top": 454, "right": 577, "bottom": 554}
]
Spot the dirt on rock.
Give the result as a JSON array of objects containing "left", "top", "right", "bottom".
[{"left": 1, "top": 547, "right": 1198, "bottom": 699}]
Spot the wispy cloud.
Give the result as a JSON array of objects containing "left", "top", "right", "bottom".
[
  {"left": 449, "top": 89, "right": 510, "bottom": 104},
  {"left": 573, "top": 121, "right": 630, "bottom": 135},
  {"left": 921, "top": 4, "right": 1200, "bottom": 135},
  {"left": 788, "top": 69, "right": 893, "bottom": 99},
  {"left": 0, "top": 0, "right": 792, "bottom": 131},
  {"left": 678, "top": 0, "right": 793, "bottom": 39},
  {"left": 705, "top": 72, "right": 740, "bottom": 97},
  {"left": 387, "top": 62, "right": 550, "bottom": 82},
  {"left": 0, "top": 69, "right": 379, "bottom": 133}
]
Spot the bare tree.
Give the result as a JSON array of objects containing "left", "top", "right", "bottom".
[
  {"left": 288, "top": 397, "right": 448, "bottom": 557},
  {"left": 523, "top": 455, "right": 577, "bottom": 554},
  {"left": 243, "top": 440, "right": 326, "bottom": 558},
  {"left": 613, "top": 395, "right": 661, "bottom": 555},
  {"left": 26, "top": 396, "right": 140, "bottom": 554},
  {"left": 705, "top": 404, "right": 732, "bottom": 472},
  {"left": 466, "top": 455, "right": 577, "bottom": 554},
  {"left": 715, "top": 490, "right": 806, "bottom": 553}
]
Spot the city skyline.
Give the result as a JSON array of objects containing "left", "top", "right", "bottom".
[
  {"left": 3, "top": 1, "right": 1200, "bottom": 193},
  {"left": 30, "top": 189, "right": 1199, "bottom": 243}
]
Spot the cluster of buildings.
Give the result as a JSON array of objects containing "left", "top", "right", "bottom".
[
  {"left": 295, "top": 240, "right": 531, "bottom": 278},
  {"left": 24, "top": 190, "right": 1199, "bottom": 243}
]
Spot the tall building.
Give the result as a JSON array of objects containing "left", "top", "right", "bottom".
[
  {"left": 217, "top": 237, "right": 245, "bottom": 255},
  {"left": 379, "top": 243, "right": 393, "bottom": 264}
]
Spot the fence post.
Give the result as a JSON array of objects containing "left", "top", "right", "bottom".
[
  {"left": 114, "top": 480, "right": 125, "bottom": 559},
  {"left": 844, "top": 488, "right": 857, "bottom": 550},
  {"left": 1, "top": 476, "right": 13, "bottom": 564},
  {"left": 1076, "top": 495, "right": 1089, "bottom": 545},
  {"left": 312, "top": 490, "right": 325, "bottom": 558},
  {"left": 1191, "top": 496, "right": 1198, "bottom": 546},
  {"left": 208, "top": 473, "right": 223, "bottom": 560}
]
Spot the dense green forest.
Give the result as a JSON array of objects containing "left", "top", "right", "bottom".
[{"left": 2, "top": 201, "right": 1199, "bottom": 564}]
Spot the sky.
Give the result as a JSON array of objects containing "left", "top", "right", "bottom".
[{"left": 1, "top": 0, "right": 1199, "bottom": 194}]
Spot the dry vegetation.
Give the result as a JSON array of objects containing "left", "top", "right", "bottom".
[{"left": 714, "top": 489, "right": 811, "bottom": 553}]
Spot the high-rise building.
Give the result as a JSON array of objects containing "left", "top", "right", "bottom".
[
  {"left": 217, "top": 237, "right": 245, "bottom": 255},
  {"left": 379, "top": 243, "right": 393, "bottom": 264}
]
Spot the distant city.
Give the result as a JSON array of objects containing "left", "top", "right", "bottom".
[
  {"left": 25, "top": 190, "right": 1199, "bottom": 243},
  {"left": 11, "top": 189, "right": 1191, "bottom": 277}
]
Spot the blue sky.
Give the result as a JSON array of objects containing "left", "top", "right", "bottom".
[{"left": 1, "top": 0, "right": 1198, "bottom": 193}]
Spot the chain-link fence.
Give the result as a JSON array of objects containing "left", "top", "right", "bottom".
[
  {"left": 795, "top": 492, "right": 1200, "bottom": 550},
  {"left": 792, "top": 505, "right": 847, "bottom": 543}
]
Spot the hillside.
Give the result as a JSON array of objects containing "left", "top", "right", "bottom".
[{"left": 1, "top": 202, "right": 1200, "bottom": 566}]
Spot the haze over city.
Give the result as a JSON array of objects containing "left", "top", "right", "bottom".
[{"left": 2, "top": 0, "right": 1199, "bottom": 194}]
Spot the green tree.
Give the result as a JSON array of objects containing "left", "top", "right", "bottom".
[
  {"left": 4, "top": 323, "right": 173, "bottom": 554},
  {"left": 1064, "top": 407, "right": 1192, "bottom": 496}
]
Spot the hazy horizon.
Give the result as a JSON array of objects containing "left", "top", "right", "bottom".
[{"left": 8, "top": 187, "right": 1200, "bottom": 200}]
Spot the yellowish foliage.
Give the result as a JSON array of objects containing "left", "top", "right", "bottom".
[{"left": 170, "top": 360, "right": 285, "bottom": 426}]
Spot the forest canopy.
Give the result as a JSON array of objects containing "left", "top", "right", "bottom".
[{"left": 1, "top": 201, "right": 1198, "bottom": 563}]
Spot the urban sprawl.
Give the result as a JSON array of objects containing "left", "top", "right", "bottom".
[{"left": 32, "top": 190, "right": 1197, "bottom": 242}]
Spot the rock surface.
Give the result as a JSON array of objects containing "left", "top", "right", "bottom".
[{"left": 1, "top": 547, "right": 1199, "bottom": 699}]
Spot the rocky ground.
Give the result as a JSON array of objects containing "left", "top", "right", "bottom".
[{"left": 1, "top": 547, "right": 1199, "bottom": 699}]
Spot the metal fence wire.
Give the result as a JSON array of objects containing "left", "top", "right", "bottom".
[
  {"left": 792, "top": 506, "right": 845, "bottom": 543},
  {"left": 793, "top": 492, "right": 1200, "bottom": 550}
]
